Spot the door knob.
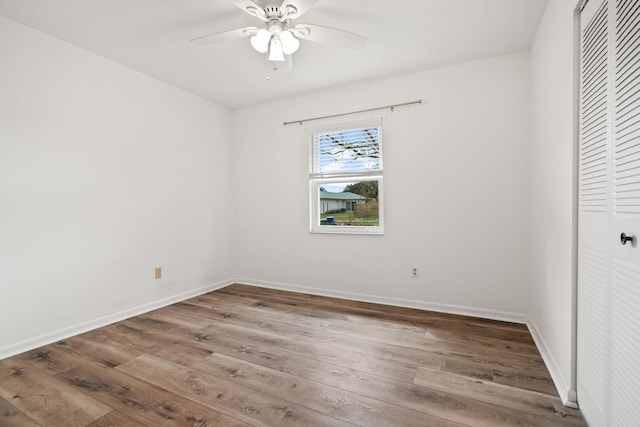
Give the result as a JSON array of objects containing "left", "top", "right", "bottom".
[{"left": 620, "top": 233, "right": 634, "bottom": 245}]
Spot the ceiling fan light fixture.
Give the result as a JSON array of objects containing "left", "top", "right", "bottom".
[
  {"left": 192, "top": 1, "right": 369, "bottom": 71},
  {"left": 280, "top": 30, "right": 300, "bottom": 54},
  {"left": 250, "top": 29, "right": 271, "bottom": 53},
  {"left": 268, "top": 36, "right": 285, "bottom": 61}
]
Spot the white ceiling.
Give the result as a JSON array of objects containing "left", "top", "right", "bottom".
[{"left": 0, "top": 0, "right": 548, "bottom": 110}]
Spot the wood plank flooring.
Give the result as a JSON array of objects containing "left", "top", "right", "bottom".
[{"left": 0, "top": 284, "right": 587, "bottom": 426}]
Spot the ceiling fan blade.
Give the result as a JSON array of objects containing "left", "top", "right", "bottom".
[
  {"left": 190, "top": 27, "right": 257, "bottom": 46},
  {"left": 230, "top": 0, "right": 267, "bottom": 21},
  {"left": 280, "top": 0, "right": 320, "bottom": 19},
  {"left": 293, "top": 24, "right": 367, "bottom": 49}
]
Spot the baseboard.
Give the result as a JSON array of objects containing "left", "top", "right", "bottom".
[
  {"left": 0, "top": 279, "right": 234, "bottom": 361},
  {"left": 232, "top": 278, "right": 528, "bottom": 324},
  {"left": 527, "top": 319, "right": 578, "bottom": 408}
]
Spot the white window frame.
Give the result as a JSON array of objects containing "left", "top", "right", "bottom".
[{"left": 308, "top": 119, "right": 384, "bottom": 235}]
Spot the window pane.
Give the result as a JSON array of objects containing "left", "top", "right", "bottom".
[
  {"left": 318, "top": 181, "right": 379, "bottom": 227},
  {"left": 314, "top": 127, "right": 381, "bottom": 175},
  {"left": 308, "top": 120, "right": 383, "bottom": 234}
]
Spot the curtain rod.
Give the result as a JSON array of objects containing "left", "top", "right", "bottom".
[{"left": 283, "top": 99, "right": 423, "bottom": 126}]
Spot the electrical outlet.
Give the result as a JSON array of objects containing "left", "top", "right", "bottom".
[
  {"left": 155, "top": 267, "right": 162, "bottom": 279},
  {"left": 411, "top": 267, "right": 419, "bottom": 278}
]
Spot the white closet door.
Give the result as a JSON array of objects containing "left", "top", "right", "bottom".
[
  {"left": 610, "top": 0, "right": 640, "bottom": 425},
  {"left": 578, "top": 0, "right": 640, "bottom": 425},
  {"left": 578, "top": 0, "right": 611, "bottom": 425}
]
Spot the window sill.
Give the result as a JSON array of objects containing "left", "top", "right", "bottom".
[{"left": 310, "top": 226, "right": 384, "bottom": 235}]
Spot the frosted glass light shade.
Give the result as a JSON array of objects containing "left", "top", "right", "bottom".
[
  {"left": 250, "top": 29, "right": 270, "bottom": 53},
  {"left": 268, "top": 36, "right": 285, "bottom": 61},
  {"left": 280, "top": 30, "right": 300, "bottom": 54}
]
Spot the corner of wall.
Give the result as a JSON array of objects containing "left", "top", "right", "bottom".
[
  {"left": 527, "top": 318, "right": 578, "bottom": 408},
  {"left": 528, "top": 0, "right": 581, "bottom": 410}
]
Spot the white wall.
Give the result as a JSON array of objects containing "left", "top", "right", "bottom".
[
  {"left": 0, "top": 16, "right": 234, "bottom": 358},
  {"left": 529, "top": 0, "right": 580, "bottom": 406},
  {"left": 231, "top": 53, "right": 532, "bottom": 320}
]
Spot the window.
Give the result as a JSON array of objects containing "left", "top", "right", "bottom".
[{"left": 309, "top": 119, "right": 383, "bottom": 234}]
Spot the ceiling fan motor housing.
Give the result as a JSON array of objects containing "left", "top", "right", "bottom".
[
  {"left": 260, "top": 3, "right": 298, "bottom": 20},
  {"left": 264, "top": 5, "right": 280, "bottom": 16}
]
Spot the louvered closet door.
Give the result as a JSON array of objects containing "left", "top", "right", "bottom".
[
  {"left": 578, "top": 0, "right": 611, "bottom": 425},
  {"left": 609, "top": 0, "right": 640, "bottom": 425},
  {"left": 578, "top": 0, "right": 640, "bottom": 425}
]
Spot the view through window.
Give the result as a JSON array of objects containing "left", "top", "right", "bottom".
[{"left": 309, "top": 121, "right": 383, "bottom": 234}]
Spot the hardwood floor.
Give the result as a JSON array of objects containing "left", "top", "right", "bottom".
[{"left": 0, "top": 284, "right": 586, "bottom": 426}]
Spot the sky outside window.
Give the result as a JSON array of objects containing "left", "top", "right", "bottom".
[{"left": 318, "top": 127, "right": 381, "bottom": 175}]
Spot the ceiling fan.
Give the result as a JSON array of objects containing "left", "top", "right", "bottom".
[{"left": 191, "top": 0, "right": 367, "bottom": 63}]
